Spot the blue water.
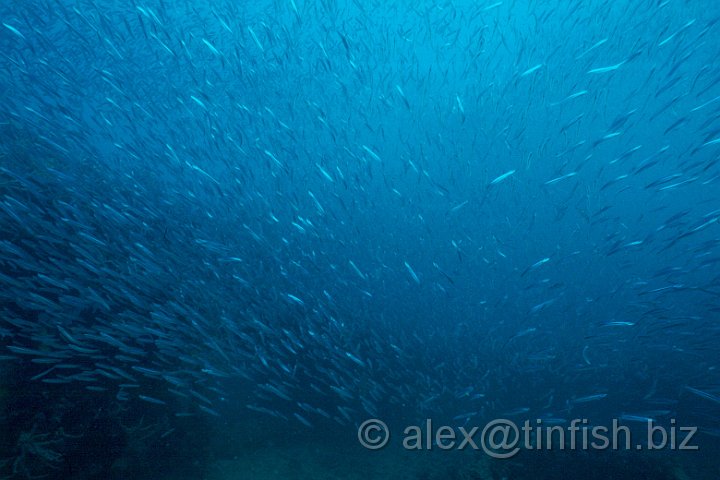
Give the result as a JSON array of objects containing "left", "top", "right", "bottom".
[{"left": 1, "top": 0, "right": 719, "bottom": 478}]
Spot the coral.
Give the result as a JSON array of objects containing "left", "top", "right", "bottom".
[{"left": 9, "top": 423, "right": 65, "bottom": 478}]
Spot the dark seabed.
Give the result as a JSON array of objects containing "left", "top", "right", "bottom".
[{"left": 1, "top": 0, "right": 720, "bottom": 478}]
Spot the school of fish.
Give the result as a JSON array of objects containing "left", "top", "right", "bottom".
[{"left": 1, "top": 0, "right": 720, "bottom": 475}]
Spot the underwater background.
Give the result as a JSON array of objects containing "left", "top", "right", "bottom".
[{"left": 1, "top": 0, "right": 720, "bottom": 478}]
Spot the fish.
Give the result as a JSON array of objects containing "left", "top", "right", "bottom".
[
  {"left": 2, "top": 22, "right": 26, "bottom": 40},
  {"left": 587, "top": 62, "right": 625, "bottom": 74},
  {"left": 404, "top": 261, "right": 420, "bottom": 284},
  {"left": 138, "top": 395, "right": 167, "bottom": 405},
  {"left": 571, "top": 393, "right": 608, "bottom": 404},
  {"left": 490, "top": 169, "right": 516, "bottom": 185},
  {"left": 684, "top": 386, "right": 720, "bottom": 404},
  {"left": 520, "top": 64, "right": 543, "bottom": 77}
]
